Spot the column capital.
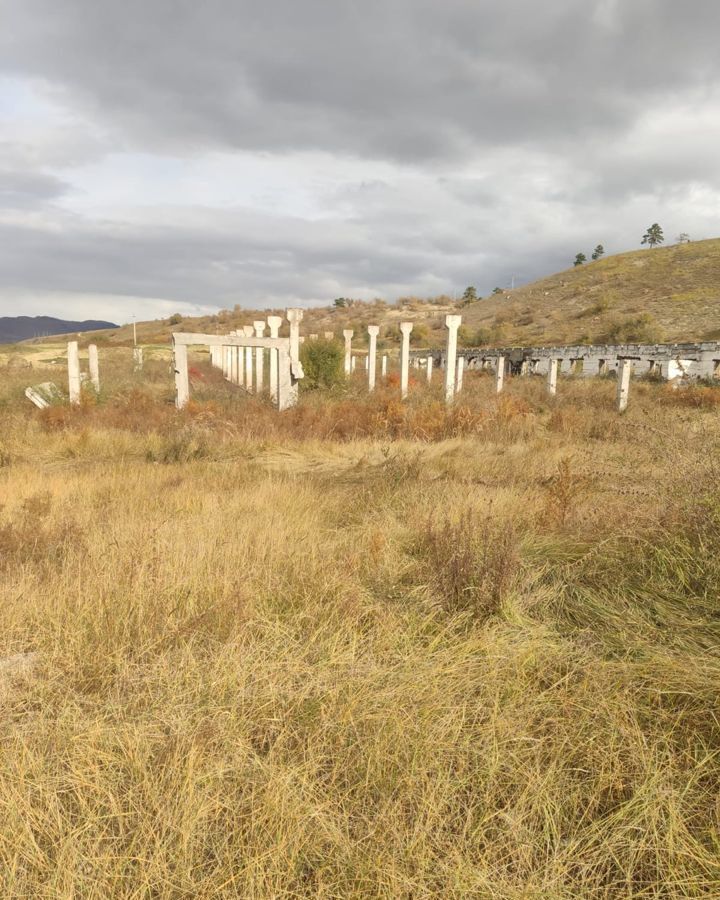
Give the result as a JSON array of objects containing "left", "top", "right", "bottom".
[
  {"left": 367, "top": 325, "right": 380, "bottom": 337},
  {"left": 343, "top": 329, "right": 354, "bottom": 339},
  {"left": 286, "top": 308, "right": 304, "bottom": 324},
  {"left": 445, "top": 314, "right": 462, "bottom": 330},
  {"left": 399, "top": 321, "right": 414, "bottom": 335},
  {"left": 242, "top": 325, "right": 254, "bottom": 336},
  {"left": 267, "top": 315, "right": 282, "bottom": 337},
  {"left": 253, "top": 320, "right": 266, "bottom": 336}
]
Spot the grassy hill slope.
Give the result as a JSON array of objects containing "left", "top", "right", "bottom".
[
  {"left": 17, "top": 237, "right": 720, "bottom": 353},
  {"left": 459, "top": 237, "right": 720, "bottom": 347}
]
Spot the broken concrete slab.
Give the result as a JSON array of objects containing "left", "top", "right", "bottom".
[{"left": 25, "top": 382, "right": 64, "bottom": 409}]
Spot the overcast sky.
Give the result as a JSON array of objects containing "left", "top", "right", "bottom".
[{"left": 1, "top": 0, "right": 719, "bottom": 323}]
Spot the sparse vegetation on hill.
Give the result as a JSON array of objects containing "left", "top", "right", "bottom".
[{"left": 12, "top": 237, "right": 720, "bottom": 354}]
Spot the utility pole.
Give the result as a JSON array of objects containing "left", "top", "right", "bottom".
[{"left": 132, "top": 316, "right": 137, "bottom": 347}]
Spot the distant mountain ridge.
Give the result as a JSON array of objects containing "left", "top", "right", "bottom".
[{"left": 0, "top": 316, "right": 119, "bottom": 344}]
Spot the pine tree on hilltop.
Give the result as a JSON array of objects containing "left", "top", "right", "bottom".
[
  {"left": 641, "top": 223, "right": 664, "bottom": 248},
  {"left": 591, "top": 244, "right": 604, "bottom": 260},
  {"left": 574, "top": 252, "right": 586, "bottom": 266}
]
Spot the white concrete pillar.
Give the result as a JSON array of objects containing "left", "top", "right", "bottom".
[
  {"left": 286, "top": 308, "right": 304, "bottom": 406},
  {"left": 67, "top": 341, "right": 81, "bottom": 405},
  {"left": 495, "top": 356, "right": 506, "bottom": 394},
  {"left": 253, "top": 320, "right": 265, "bottom": 392},
  {"left": 382, "top": 355, "right": 387, "bottom": 377},
  {"left": 426, "top": 355, "right": 433, "bottom": 383},
  {"left": 343, "top": 329, "right": 353, "bottom": 375},
  {"left": 88, "top": 344, "right": 100, "bottom": 392},
  {"left": 367, "top": 325, "right": 379, "bottom": 391},
  {"left": 230, "top": 341, "right": 239, "bottom": 385},
  {"left": 173, "top": 342, "right": 189, "bottom": 409},
  {"left": 324, "top": 331, "right": 334, "bottom": 340},
  {"left": 617, "top": 359, "right": 631, "bottom": 412},
  {"left": 267, "top": 315, "right": 282, "bottom": 400},
  {"left": 226, "top": 332, "right": 237, "bottom": 385},
  {"left": 276, "top": 344, "right": 298, "bottom": 411},
  {"left": 456, "top": 356, "right": 465, "bottom": 394},
  {"left": 444, "top": 314, "right": 462, "bottom": 404},
  {"left": 236, "top": 343, "right": 244, "bottom": 387},
  {"left": 133, "top": 347, "right": 143, "bottom": 371},
  {"left": 547, "top": 358, "right": 558, "bottom": 396},
  {"left": 351, "top": 356, "right": 357, "bottom": 372},
  {"left": 242, "top": 325, "right": 254, "bottom": 390},
  {"left": 287, "top": 308, "right": 303, "bottom": 371},
  {"left": 399, "top": 322, "right": 413, "bottom": 399},
  {"left": 227, "top": 347, "right": 234, "bottom": 382}
]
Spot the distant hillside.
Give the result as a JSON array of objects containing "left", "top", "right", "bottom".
[
  {"left": 0, "top": 316, "right": 119, "bottom": 345},
  {"left": 457, "top": 237, "right": 720, "bottom": 347},
  {"left": 31, "top": 237, "right": 720, "bottom": 351}
]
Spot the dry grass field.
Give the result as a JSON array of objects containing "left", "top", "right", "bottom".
[{"left": 2, "top": 350, "right": 720, "bottom": 897}]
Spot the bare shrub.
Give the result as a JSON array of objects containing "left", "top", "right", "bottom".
[{"left": 417, "top": 509, "right": 519, "bottom": 620}]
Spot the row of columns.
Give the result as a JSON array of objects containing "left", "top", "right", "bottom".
[
  {"left": 211, "top": 314, "right": 636, "bottom": 414},
  {"left": 210, "top": 309, "right": 304, "bottom": 405},
  {"left": 342, "top": 315, "right": 465, "bottom": 404},
  {"left": 67, "top": 341, "right": 102, "bottom": 404}
]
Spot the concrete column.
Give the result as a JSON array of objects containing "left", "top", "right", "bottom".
[
  {"left": 242, "top": 325, "right": 254, "bottom": 390},
  {"left": 399, "top": 322, "right": 413, "bottom": 399},
  {"left": 617, "top": 359, "right": 631, "bottom": 412},
  {"left": 173, "top": 343, "right": 189, "bottom": 409},
  {"left": 426, "top": 355, "right": 433, "bottom": 383},
  {"left": 230, "top": 342, "right": 239, "bottom": 385},
  {"left": 309, "top": 333, "right": 318, "bottom": 340},
  {"left": 367, "top": 325, "right": 379, "bottom": 391},
  {"left": 253, "top": 321, "right": 266, "bottom": 392},
  {"left": 267, "top": 315, "right": 282, "bottom": 400},
  {"left": 88, "top": 344, "right": 100, "bottom": 392},
  {"left": 133, "top": 347, "right": 143, "bottom": 371},
  {"left": 547, "top": 358, "right": 558, "bottom": 396},
  {"left": 456, "top": 356, "right": 465, "bottom": 394},
  {"left": 237, "top": 342, "right": 245, "bottom": 387},
  {"left": 444, "top": 314, "right": 462, "bottom": 404},
  {"left": 225, "top": 334, "right": 233, "bottom": 381},
  {"left": 351, "top": 356, "right": 357, "bottom": 372},
  {"left": 67, "top": 341, "right": 81, "bottom": 405},
  {"left": 495, "top": 356, "right": 506, "bottom": 394},
  {"left": 324, "top": 331, "right": 334, "bottom": 340},
  {"left": 276, "top": 345, "right": 298, "bottom": 411},
  {"left": 343, "top": 329, "right": 353, "bottom": 375},
  {"left": 286, "top": 308, "right": 304, "bottom": 404},
  {"left": 226, "top": 331, "right": 238, "bottom": 385},
  {"left": 382, "top": 355, "right": 387, "bottom": 377}
]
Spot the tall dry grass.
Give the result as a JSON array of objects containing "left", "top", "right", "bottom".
[{"left": 1, "top": 353, "right": 720, "bottom": 896}]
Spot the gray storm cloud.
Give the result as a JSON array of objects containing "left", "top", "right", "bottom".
[{"left": 0, "top": 0, "right": 719, "bottom": 317}]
